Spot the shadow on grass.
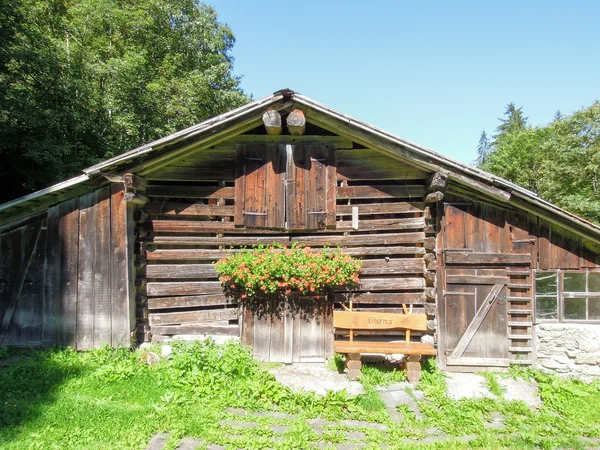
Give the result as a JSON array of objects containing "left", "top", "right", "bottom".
[{"left": 0, "top": 347, "right": 81, "bottom": 438}]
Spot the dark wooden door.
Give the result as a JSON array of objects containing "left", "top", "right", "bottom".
[{"left": 439, "top": 203, "right": 532, "bottom": 371}]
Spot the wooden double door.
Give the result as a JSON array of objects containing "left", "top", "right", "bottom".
[{"left": 439, "top": 203, "right": 533, "bottom": 371}]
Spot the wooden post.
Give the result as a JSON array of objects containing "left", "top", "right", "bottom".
[
  {"left": 286, "top": 109, "right": 306, "bottom": 135},
  {"left": 262, "top": 110, "right": 282, "bottom": 135}
]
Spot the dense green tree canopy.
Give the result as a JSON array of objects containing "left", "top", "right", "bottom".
[
  {"left": 479, "top": 101, "right": 600, "bottom": 224},
  {"left": 0, "top": 0, "right": 247, "bottom": 202}
]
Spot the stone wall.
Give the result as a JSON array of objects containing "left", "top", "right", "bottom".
[{"left": 535, "top": 323, "right": 600, "bottom": 381}]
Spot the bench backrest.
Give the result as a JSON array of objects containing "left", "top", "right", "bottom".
[{"left": 333, "top": 311, "right": 427, "bottom": 332}]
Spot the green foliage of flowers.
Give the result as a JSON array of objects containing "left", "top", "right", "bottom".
[{"left": 214, "top": 243, "right": 362, "bottom": 298}]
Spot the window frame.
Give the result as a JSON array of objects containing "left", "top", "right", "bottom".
[{"left": 534, "top": 269, "right": 600, "bottom": 324}]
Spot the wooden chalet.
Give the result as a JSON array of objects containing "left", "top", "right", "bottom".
[{"left": 1, "top": 89, "right": 600, "bottom": 374}]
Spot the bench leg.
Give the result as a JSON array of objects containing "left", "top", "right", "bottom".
[
  {"left": 345, "top": 353, "right": 362, "bottom": 380},
  {"left": 405, "top": 354, "right": 422, "bottom": 384}
]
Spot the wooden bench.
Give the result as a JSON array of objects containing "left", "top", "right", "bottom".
[{"left": 333, "top": 308, "right": 436, "bottom": 383}]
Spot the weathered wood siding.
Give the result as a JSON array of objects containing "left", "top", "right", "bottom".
[
  {"left": 142, "top": 138, "right": 434, "bottom": 347},
  {"left": 438, "top": 193, "right": 600, "bottom": 370},
  {"left": 0, "top": 186, "right": 135, "bottom": 348}
]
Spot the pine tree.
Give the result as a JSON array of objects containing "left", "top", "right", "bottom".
[
  {"left": 492, "top": 102, "right": 528, "bottom": 147},
  {"left": 475, "top": 130, "right": 492, "bottom": 167}
]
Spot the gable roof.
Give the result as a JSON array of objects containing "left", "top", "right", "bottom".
[{"left": 1, "top": 89, "right": 600, "bottom": 244}]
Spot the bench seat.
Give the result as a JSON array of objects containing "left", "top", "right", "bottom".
[{"left": 334, "top": 340, "right": 437, "bottom": 356}]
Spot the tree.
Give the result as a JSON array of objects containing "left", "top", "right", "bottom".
[
  {"left": 482, "top": 101, "right": 600, "bottom": 224},
  {"left": 492, "top": 102, "right": 528, "bottom": 148},
  {"left": 475, "top": 130, "right": 492, "bottom": 166},
  {"left": 0, "top": 0, "right": 248, "bottom": 202}
]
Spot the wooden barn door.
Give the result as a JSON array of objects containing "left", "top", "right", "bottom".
[{"left": 439, "top": 203, "right": 532, "bottom": 371}]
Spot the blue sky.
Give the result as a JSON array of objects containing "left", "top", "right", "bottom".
[{"left": 207, "top": 1, "right": 599, "bottom": 165}]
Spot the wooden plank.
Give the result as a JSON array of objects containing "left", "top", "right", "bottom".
[
  {"left": 333, "top": 341, "right": 436, "bottom": 355},
  {"left": 234, "top": 145, "right": 245, "bottom": 226},
  {"left": 337, "top": 185, "right": 426, "bottom": 200},
  {"left": 147, "top": 248, "right": 238, "bottom": 261},
  {"left": 110, "top": 184, "right": 130, "bottom": 346},
  {"left": 146, "top": 264, "right": 217, "bottom": 279},
  {"left": 243, "top": 143, "right": 268, "bottom": 228},
  {"left": 360, "top": 259, "right": 425, "bottom": 275},
  {"left": 446, "top": 275, "right": 508, "bottom": 285},
  {"left": 336, "top": 217, "right": 425, "bottom": 231},
  {"left": 334, "top": 311, "right": 427, "bottom": 331},
  {"left": 450, "top": 284, "right": 503, "bottom": 358},
  {"left": 93, "top": 187, "right": 112, "bottom": 347},
  {"left": 218, "top": 134, "right": 352, "bottom": 148},
  {"left": 334, "top": 292, "right": 425, "bottom": 304},
  {"left": 446, "top": 356, "right": 509, "bottom": 367},
  {"left": 146, "top": 202, "right": 234, "bottom": 216},
  {"left": 241, "top": 303, "right": 254, "bottom": 349},
  {"left": 325, "top": 144, "right": 337, "bottom": 228},
  {"left": 76, "top": 192, "right": 96, "bottom": 350},
  {"left": 336, "top": 150, "right": 428, "bottom": 181},
  {"left": 336, "top": 277, "right": 426, "bottom": 291},
  {"left": 146, "top": 185, "right": 235, "bottom": 199},
  {"left": 148, "top": 293, "right": 233, "bottom": 309},
  {"left": 337, "top": 202, "right": 424, "bottom": 216},
  {"left": 152, "top": 220, "right": 236, "bottom": 233},
  {"left": 146, "top": 281, "right": 223, "bottom": 297},
  {"left": 150, "top": 232, "right": 426, "bottom": 247},
  {"left": 148, "top": 308, "right": 238, "bottom": 326},
  {"left": 146, "top": 246, "right": 425, "bottom": 261},
  {"left": 445, "top": 252, "right": 531, "bottom": 265},
  {"left": 151, "top": 324, "right": 239, "bottom": 336},
  {"left": 269, "top": 296, "right": 285, "bottom": 362},
  {"left": 288, "top": 145, "right": 306, "bottom": 230},
  {"left": 265, "top": 144, "right": 286, "bottom": 229},
  {"left": 0, "top": 222, "right": 43, "bottom": 344}
]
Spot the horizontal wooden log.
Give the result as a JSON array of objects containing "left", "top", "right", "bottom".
[
  {"left": 146, "top": 281, "right": 223, "bottom": 297},
  {"left": 152, "top": 232, "right": 426, "bottom": 247},
  {"left": 149, "top": 308, "right": 238, "bottom": 326},
  {"left": 337, "top": 185, "right": 426, "bottom": 200},
  {"left": 337, "top": 202, "right": 424, "bottom": 216},
  {"left": 334, "top": 341, "right": 436, "bottom": 356},
  {"left": 446, "top": 275, "right": 509, "bottom": 285},
  {"left": 286, "top": 109, "right": 306, "bottom": 135},
  {"left": 146, "top": 185, "right": 235, "bottom": 199},
  {"left": 123, "top": 173, "right": 147, "bottom": 192},
  {"left": 335, "top": 277, "right": 426, "bottom": 292},
  {"left": 146, "top": 202, "right": 234, "bottom": 216},
  {"left": 217, "top": 135, "right": 352, "bottom": 148},
  {"left": 148, "top": 293, "right": 234, "bottom": 310},
  {"left": 336, "top": 217, "right": 425, "bottom": 231},
  {"left": 445, "top": 252, "right": 531, "bottom": 265},
  {"left": 334, "top": 311, "right": 427, "bottom": 331},
  {"left": 360, "top": 259, "right": 425, "bottom": 275},
  {"left": 336, "top": 149, "right": 428, "bottom": 181},
  {"left": 334, "top": 292, "right": 425, "bottom": 304},
  {"left": 425, "top": 191, "right": 444, "bottom": 203},
  {"left": 124, "top": 192, "right": 149, "bottom": 205},
  {"left": 446, "top": 357, "right": 509, "bottom": 367},
  {"left": 146, "top": 246, "right": 426, "bottom": 261},
  {"left": 146, "top": 264, "right": 217, "bottom": 279},
  {"left": 262, "top": 109, "right": 282, "bottom": 135},
  {"left": 427, "top": 172, "right": 447, "bottom": 192},
  {"left": 152, "top": 220, "right": 237, "bottom": 233},
  {"left": 151, "top": 324, "right": 240, "bottom": 336}
]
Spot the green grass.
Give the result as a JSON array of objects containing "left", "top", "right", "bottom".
[
  {"left": 479, "top": 371, "right": 506, "bottom": 397},
  {"left": 0, "top": 343, "right": 599, "bottom": 449}
]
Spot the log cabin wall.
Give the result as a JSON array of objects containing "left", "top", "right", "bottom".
[
  {"left": 0, "top": 185, "right": 136, "bottom": 349},
  {"left": 141, "top": 134, "right": 437, "bottom": 346}
]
